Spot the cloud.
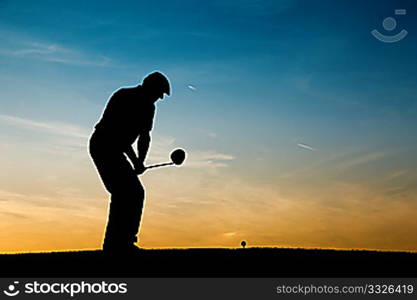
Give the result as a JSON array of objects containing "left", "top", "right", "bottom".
[
  {"left": 11, "top": 43, "right": 63, "bottom": 56},
  {"left": 150, "top": 147, "right": 235, "bottom": 169},
  {"left": 187, "top": 85, "right": 197, "bottom": 91},
  {"left": 335, "top": 152, "right": 387, "bottom": 171},
  {"left": 0, "top": 189, "right": 73, "bottom": 212},
  {"left": 0, "top": 114, "right": 90, "bottom": 159},
  {"left": 0, "top": 31, "right": 112, "bottom": 67},
  {"left": 223, "top": 232, "right": 237, "bottom": 237},
  {"left": 146, "top": 134, "right": 235, "bottom": 169},
  {"left": 0, "top": 114, "right": 235, "bottom": 170},
  {"left": 147, "top": 136, "right": 177, "bottom": 162},
  {"left": 385, "top": 170, "right": 407, "bottom": 180},
  {"left": 0, "top": 211, "right": 30, "bottom": 219},
  {"left": 200, "top": 152, "right": 235, "bottom": 161},
  {"left": 0, "top": 188, "right": 106, "bottom": 252},
  {"left": 44, "top": 55, "right": 112, "bottom": 67},
  {"left": 186, "top": 151, "right": 235, "bottom": 168},
  {"left": 297, "top": 143, "right": 317, "bottom": 151},
  {"left": 0, "top": 114, "right": 89, "bottom": 139}
]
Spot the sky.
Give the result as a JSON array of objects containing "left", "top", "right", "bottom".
[{"left": 0, "top": 0, "right": 417, "bottom": 253}]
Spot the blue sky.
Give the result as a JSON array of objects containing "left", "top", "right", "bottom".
[
  {"left": 1, "top": 0, "right": 416, "bottom": 151},
  {"left": 1, "top": 0, "right": 417, "bottom": 251}
]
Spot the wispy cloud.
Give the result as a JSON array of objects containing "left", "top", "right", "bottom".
[
  {"left": 0, "top": 211, "right": 30, "bottom": 219},
  {"left": 151, "top": 145, "right": 235, "bottom": 169},
  {"left": 297, "top": 143, "right": 317, "bottom": 151},
  {"left": 147, "top": 136, "right": 177, "bottom": 162},
  {"left": 0, "top": 31, "right": 112, "bottom": 67},
  {"left": 187, "top": 151, "right": 235, "bottom": 168},
  {"left": 11, "top": 42, "right": 64, "bottom": 56},
  {"left": 187, "top": 84, "right": 197, "bottom": 91},
  {"left": 0, "top": 189, "right": 83, "bottom": 211},
  {"left": 0, "top": 114, "right": 235, "bottom": 169},
  {"left": 336, "top": 152, "right": 387, "bottom": 171},
  {"left": 385, "top": 170, "right": 407, "bottom": 180},
  {"left": 0, "top": 114, "right": 89, "bottom": 139},
  {"left": 147, "top": 134, "right": 235, "bottom": 169},
  {"left": 223, "top": 232, "right": 237, "bottom": 237}
]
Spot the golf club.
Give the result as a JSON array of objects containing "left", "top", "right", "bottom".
[{"left": 145, "top": 148, "right": 187, "bottom": 170}]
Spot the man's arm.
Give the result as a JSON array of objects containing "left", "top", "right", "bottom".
[
  {"left": 136, "top": 131, "right": 151, "bottom": 174},
  {"left": 125, "top": 146, "right": 139, "bottom": 170}
]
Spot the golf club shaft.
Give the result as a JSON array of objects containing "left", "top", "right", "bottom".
[{"left": 145, "top": 162, "right": 174, "bottom": 169}]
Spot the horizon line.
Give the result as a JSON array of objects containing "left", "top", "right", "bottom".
[{"left": 2, "top": 245, "right": 417, "bottom": 255}]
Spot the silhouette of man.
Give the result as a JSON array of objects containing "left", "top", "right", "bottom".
[{"left": 89, "top": 71, "right": 170, "bottom": 253}]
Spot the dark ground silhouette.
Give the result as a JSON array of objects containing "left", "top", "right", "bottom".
[{"left": 1, "top": 248, "right": 416, "bottom": 277}]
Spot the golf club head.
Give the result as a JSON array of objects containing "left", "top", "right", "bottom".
[{"left": 170, "top": 148, "right": 186, "bottom": 165}]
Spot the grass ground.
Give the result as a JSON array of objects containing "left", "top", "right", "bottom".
[{"left": 1, "top": 248, "right": 416, "bottom": 277}]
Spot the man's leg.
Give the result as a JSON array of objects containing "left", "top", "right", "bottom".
[
  {"left": 89, "top": 137, "right": 145, "bottom": 252},
  {"left": 101, "top": 156, "right": 145, "bottom": 251},
  {"left": 103, "top": 177, "right": 145, "bottom": 250}
]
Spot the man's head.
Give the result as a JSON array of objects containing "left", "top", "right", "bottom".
[{"left": 142, "top": 71, "right": 170, "bottom": 102}]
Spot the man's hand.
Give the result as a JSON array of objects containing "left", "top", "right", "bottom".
[{"left": 134, "top": 160, "right": 146, "bottom": 175}]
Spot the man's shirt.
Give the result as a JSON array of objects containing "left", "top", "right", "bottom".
[{"left": 94, "top": 86, "right": 155, "bottom": 151}]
